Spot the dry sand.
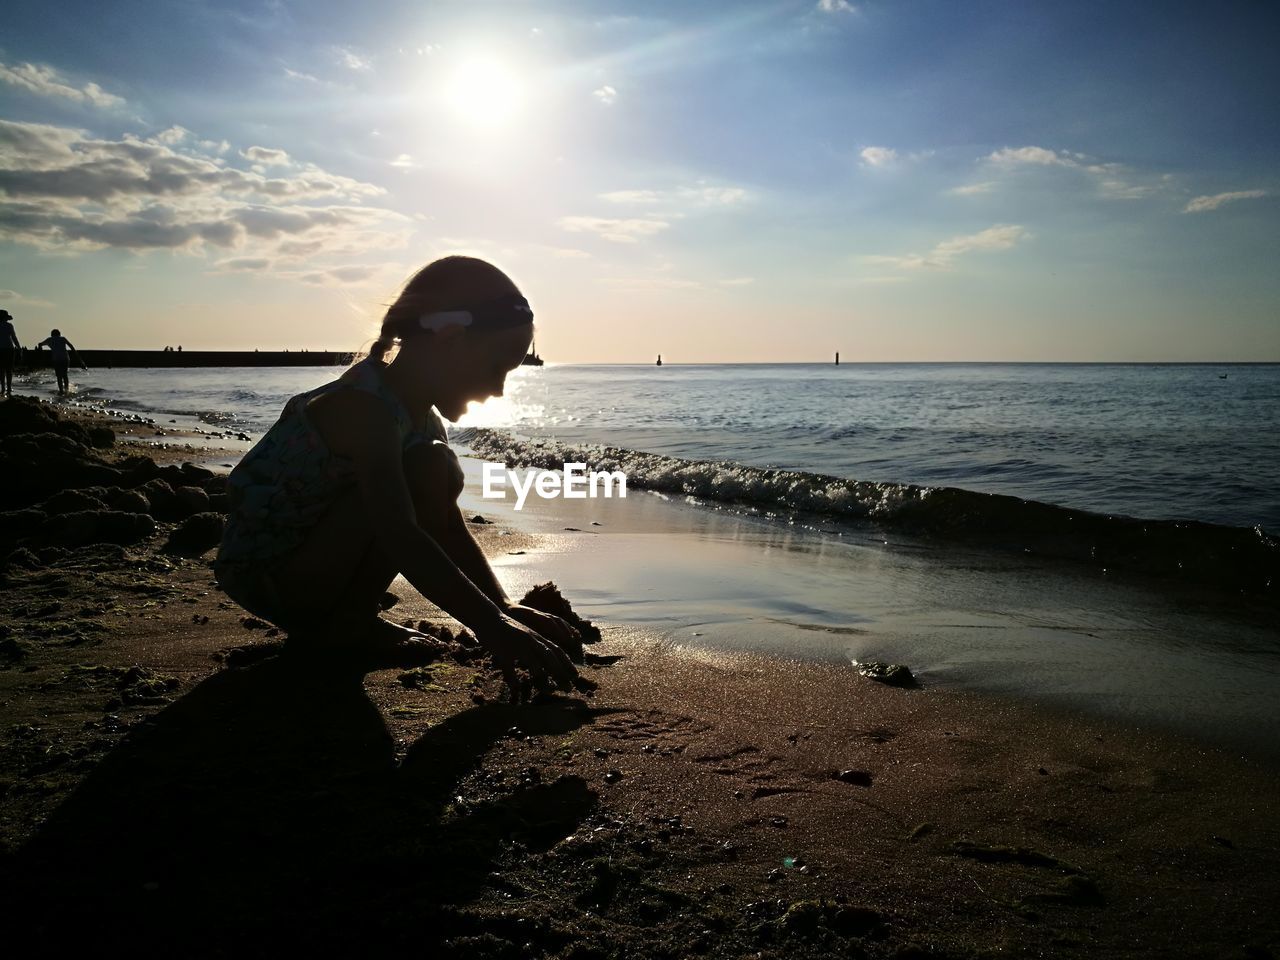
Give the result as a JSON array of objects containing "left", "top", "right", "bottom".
[{"left": 2, "top": 396, "right": 1278, "bottom": 959}]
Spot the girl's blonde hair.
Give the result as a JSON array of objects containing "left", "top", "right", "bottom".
[{"left": 367, "top": 255, "right": 520, "bottom": 362}]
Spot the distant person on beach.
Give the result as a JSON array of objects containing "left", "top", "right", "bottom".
[
  {"left": 1, "top": 309, "right": 20, "bottom": 397},
  {"left": 216, "top": 255, "right": 579, "bottom": 694},
  {"left": 35, "top": 328, "right": 86, "bottom": 396}
]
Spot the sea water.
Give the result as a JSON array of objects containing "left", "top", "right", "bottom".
[
  {"left": 487, "top": 362, "right": 1280, "bottom": 531},
  {"left": 33, "top": 361, "right": 1280, "bottom": 530},
  {"left": 22, "top": 361, "right": 1280, "bottom": 755}
]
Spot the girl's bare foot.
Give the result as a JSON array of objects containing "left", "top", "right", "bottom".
[
  {"left": 291, "top": 615, "right": 451, "bottom": 668},
  {"left": 370, "top": 617, "right": 447, "bottom": 648}
]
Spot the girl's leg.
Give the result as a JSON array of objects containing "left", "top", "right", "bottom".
[{"left": 268, "top": 444, "right": 462, "bottom": 644}]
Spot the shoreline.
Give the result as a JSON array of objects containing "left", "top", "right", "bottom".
[
  {"left": 451, "top": 449, "right": 1280, "bottom": 765},
  {"left": 11, "top": 390, "right": 250, "bottom": 467},
  {"left": 1, "top": 395, "right": 1278, "bottom": 956},
  {"left": 461, "top": 428, "right": 1280, "bottom": 600},
  {"left": 10, "top": 391, "right": 1280, "bottom": 759}
]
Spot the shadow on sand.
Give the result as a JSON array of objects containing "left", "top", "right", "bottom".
[{"left": 7, "top": 654, "right": 602, "bottom": 956}]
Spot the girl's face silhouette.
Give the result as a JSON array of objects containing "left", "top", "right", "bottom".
[{"left": 409, "top": 322, "right": 532, "bottom": 422}]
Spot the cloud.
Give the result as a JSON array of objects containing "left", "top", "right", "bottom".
[
  {"left": 389, "top": 154, "right": 417, "bottom": 169},
  {"left": 556, "top": 215, "right": 669, "bottom": 243},
  {"left": 284, "top": 67, "right": 322, "bottom": 84},
  {"left": 154, "top": 126, "right": 191, "bottom": 146},
  {"left": 208, "top": 257, "right": 274, "bottom": 276},
  {"left": 948, "top": 181, "right": 996, "bottom": 196},
  {"left": 718, "top": 277, "right": 755, "bottom": 286},
  {"left": 334, "top": 47, "right": 373, "bottom": 71},
  {"left": 817, "top": 0, "right": 857, "bottom": 11},
  {"left": 988, "top": 146, "right": 1068, "bottom": 167},
  {"left": 933, "top": 224, "right": 1027, "bottom": 259},
  {"left": 241, "top": 145, "right": 291, "bottom": 167},
  {"left": 859, "top": 146, "right": 898, "bottom": 168},
  {"left": 1183, "top": 190, "right": 1267, "bottom": 213},
  {"left": 866, "top": 224, "right": 1028, "bottom": 271},
  {"left": 986, "top": 145, "right": 1161, "bottom": 200},
  {"left": 1079, "top": 161, "right": 1166, "bottom": 200},
  {"left": 686, "top": 185, "right": 746, "bottom": 205},
  {"left": 0, "top": 121, "right": 383, "bottom": 206},
  {"left": 0, "top": 119, "right": 409, "bottom": 275},
  {"left": 598, "top": 184, "right": 747, "bottom": 208},
  {"left": 594, "top": 85, "right": 617, "bottom": 105},
  {"left": 0, "top": 61, "right": 124, "bottom": 108},
  {"left": 599, "top": 189, "right": 662, "bottom": 204},
  {"left": 860, "top": 146, "right": 935, "bottom": 169},
  {"left": 297, "top": 265, "right": 380, "bottom": 285},
  {"left": 0, "top": 288, "right": 55, "bottom": 308}
]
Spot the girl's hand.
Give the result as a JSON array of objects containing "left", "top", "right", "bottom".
[
  {"left": 477, "top": 615, "right": 579, "bottom": 698},
  {"left": 504, "top": 603, "right": 582, "bottom": 655}
]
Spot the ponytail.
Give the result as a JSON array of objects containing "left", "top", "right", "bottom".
[{"left": 366, "top": 326, "right": 399, "bottom": 363}]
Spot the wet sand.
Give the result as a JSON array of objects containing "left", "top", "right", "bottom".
[
  {"left": 2, "top": 394, "right": 1278, "bottom": 959},
  {"left": 452, "top": 455, "right": 1280, "bottom": 762}
]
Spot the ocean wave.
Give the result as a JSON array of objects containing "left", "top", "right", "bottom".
[
  {"left": 94, "top": 397, "right": 149, "bottom": 412},
  {"left": 460, "top": 428, "right": 1278, "bottom": 598},
  {"left": 196, "top": 410, "right": 243, "bottom": 426}
]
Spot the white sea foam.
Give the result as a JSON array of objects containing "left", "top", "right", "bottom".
[
  {"left": 459, "top": 428, "right": 930, "bottom": 523},
  {"left": 459, "top": 427, "right": 1279, "bottom": 597}
]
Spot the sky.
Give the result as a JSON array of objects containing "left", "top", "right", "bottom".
[{"left": 1, "top": 0, "right": 1277, "bottom": 362}]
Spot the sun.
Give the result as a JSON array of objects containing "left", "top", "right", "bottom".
[{"left": 443, "top": 56, "right": 524, "bottom": 130}]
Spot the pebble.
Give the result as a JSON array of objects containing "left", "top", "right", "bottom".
[{"left": 855, "top": 660, "right": 916, "bottom": 687}]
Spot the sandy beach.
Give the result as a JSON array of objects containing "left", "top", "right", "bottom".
[{"left": 2, "top": 394, "right": 1278, "bottom": 959}]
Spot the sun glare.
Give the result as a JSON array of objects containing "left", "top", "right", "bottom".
[{"left": 443, "top": 56, "right": 524, "bottom": 130}]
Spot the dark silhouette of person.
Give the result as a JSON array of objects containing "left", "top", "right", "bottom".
[
  {"left": 0, "top": 309, "right": 20, "bottom": 397},
  {"left": 36, "top": 328, "right": 86, "bottom": 396}
]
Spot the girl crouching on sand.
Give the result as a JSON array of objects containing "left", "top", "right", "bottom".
[{"left": 215, "top": 256, "right": 579, "bottom": 694}]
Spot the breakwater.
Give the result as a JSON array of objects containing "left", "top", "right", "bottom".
[{"left": 18, "top": 350, "right": 355, "bottom": 368}]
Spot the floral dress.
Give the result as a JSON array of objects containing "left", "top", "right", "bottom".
[{"left": 214, "top": 358, "right": 446, "bottom": 624}]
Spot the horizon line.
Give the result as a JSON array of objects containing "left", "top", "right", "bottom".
[{"left": 47, "top": 349, "right": 1280, "bottom": 367}]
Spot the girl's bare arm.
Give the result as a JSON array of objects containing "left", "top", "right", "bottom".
[{"left": 324, "top": 391, "right": 579, "bottom": 689}]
